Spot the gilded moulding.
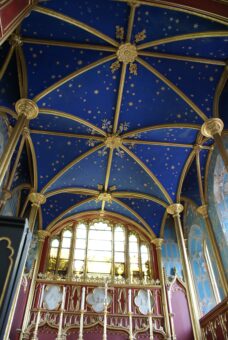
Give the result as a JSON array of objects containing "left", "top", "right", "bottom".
[
  {"left": 15, "top": 98, "right": 39, "bottom": 120},
  {"left": 201, "top": 118, "right": 224, "bottom": 138},
  {"left": 0, "top": 237, "right": 14, "bottom": 308},
  {"left": 28, "top": 192, "right": 46, "bottom": 207},
  {"left": 166, "top": 203, "right": 184, "bottom": 216}
]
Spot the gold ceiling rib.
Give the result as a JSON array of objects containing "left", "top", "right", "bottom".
[
  {"left": 0, "top": 45, "right": 15, "bottom": 80},
  {"left": 126, "top": 3, "right": 136, "bottom": 43},
  {"left": 204, "top": 147, "right": 213, "bottom": 201},
  {"left": 33, "top": 54, "right": 116, "bottom": 102},
  {"left": 112, "top": 197, "right": 155, "bottom": 237},
  {"left": 113, "top": 63, "right": 127, "bottom": 133},
  {"left": 34, "top": 6, "right": 119, "bottom": 47},
  {"left": 213, "top": 66, "right": 228, "bottom": 118},
  {"left": 195, "top": 149, "right": 205, "bottom": 204},
  {"left": 46, "top": 197, "right": 96, "bottom": 231},
  {"left": 122, "top": 123, "right": 201, "bottom": 138},
  {"left": 26, "top": 132, "right": 38, "bottom": 191},
  {"left": 30, "top": 129, "right": 104, "bottom": 141},
  {"left": 123, "top": 139, "right": 208, "bottom": 149},
  {"left": 15, "top": 45, "right": 28, "bottom": 98},
  {"left": 137, "top": 31, "right": 228, "bottom": 50},
  {"left": 112, "top": 191, "right": 168, "bottom": 208},
  {"left": 159, "top": 210, "right": 168, "bottom": 238},
  {"left": 115, "top": 0, "right": 228, "bottom": 26},
  {"left": 137, "top": 50, "right": 226, "bottom": 66},
  {"left": 45, "top": 187, "right": 99, "bottom": 199},
  {"left": 0, "top": 106, "right": 17, "bottom": 119},
  {"left": 38, "top": 109, "right": 107, "bottom": 136},
  {"left": 176, "top": 149, "right": 195, "bottom": 202},
  {"left": 121, "top": 144, "right": 172, "bottom": 203},
  {"left": 137, "top": 57, "right": 208, "bottom": 121},
  {"left": 21, "top": 37, "right": 117, "bottom": 52},
  {"left": 104, "top": 149, "right": 114, "bottom": 192},
  {"left": 4, "top": 135, "right": 26, "bottom": 191},
  {"left": 41, "top": 143, "right": 105, "bottom": 194}
]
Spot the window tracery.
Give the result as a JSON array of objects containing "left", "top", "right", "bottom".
[{"left": 47, "top": 220, "right": 152, "bottom": 282}]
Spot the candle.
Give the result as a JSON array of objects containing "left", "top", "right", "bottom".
[
  {"left": 128, "top": 289, "right": 132, "bottom": 313},
  {"left": 78, "top": 287, "right": 85, "bottom": 340},
  {"left": 147, "top": 289, "right": 151, "bottom": 313},
  {"left": 81, "top": 287, "right": 85, "bottom": 310},
  {"left": 39, "top": 284, "right": 45, "bottom": 308}
]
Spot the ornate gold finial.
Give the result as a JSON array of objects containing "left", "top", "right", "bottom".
[
  {"left": 38, "top": 230, "right": 51, "bottom": 242},
  {"left": 105, "top": 135, "right": 122, "bottom": 149},
  {"left": 97, "top": 192, "right": 112, "bottom": 203},
  {"left": 135, "top": 30, "right": 146, "bottom": 43},
  {"left": 197, "top": 204, "right": 208, "bottom": 218},
  {"left": 152, "top": 238, "right": 164, "bottom": 249},
  {"left": 166, "top": 203, "right": 184, "bottom": 216},
  {"left": 201, "top": 118, "right": 224, "bottom": 138},
  {"left": 15, "top": 99, "right": 39, "bottom": 120},
  {"left": 28, "top": 192, "right": 46, "bottom": 207},
  {"left": 117, "top": 43, "right": 138, "bottom": 64}
]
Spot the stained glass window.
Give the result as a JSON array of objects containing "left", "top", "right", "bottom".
[{"left": 47, "top": 220, "right": 152, "bottom": 281}]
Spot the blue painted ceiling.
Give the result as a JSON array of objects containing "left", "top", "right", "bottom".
[{"left": 0, "top": 0, "right": 227, "bottom": 236}]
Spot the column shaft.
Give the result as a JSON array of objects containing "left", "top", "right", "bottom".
[
  {"left": 173, "top": 213, "right": 201, "bottom": 339},
  {"left": 0, "top": 115, "right": 26, "bottom": 186}
]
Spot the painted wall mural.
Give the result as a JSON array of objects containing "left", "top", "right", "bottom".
[
  {"left": 184, "top": 202, "right": 224, "bottom": 316},
  {"left": 161, "top": 218, "right": 183, "bottom": 279},
  {"left": 207, "top": 138, "right": 228, "bottom": 280}
]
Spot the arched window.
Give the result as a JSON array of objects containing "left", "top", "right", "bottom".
[{"left": 47, "top": 220, "right": 152, "bottom": 282}]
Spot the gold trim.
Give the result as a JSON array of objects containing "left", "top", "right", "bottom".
[
  {"left": 0, "top": 237, "right": 14, "bottom": 307},
  {"left": 15, "top": 45, "right": 28, "bottom": 98},
  {"left": 137, "top": 31, "right": 228, "bottom": 50},
  {"left": 41, "top": 143, "right": 105, "bottom": 194},
  {"left": 138, "top": 50, "right": 225, "bottom": 66},
  {"left": 201, "top": 118, "right": 224, "bottom": 138},
  {"left": 38, "top": 109, "right": 107, "bottom": 136},
  {"left": 204, "top": 148, "right": 214, "bottom": 201},
  {"left": 195, "top": 149, "right": 205, "bottom": 204},
  {"left": 22, "top": 37, "right": 117, "bottom": 52},
  {"left": 121, "top": 144, "right": 172, "bottom": 203},
  {"left": 104, "top": 149, "right": 114, "bottom": 192},
  {"left": 176, "top": 150, "right": 195, "bottom": 202},
  {"left": 137, "top": 57, "right": 208, "bottom": 121},
  {"left": 123, "top": 138, "right": 200, "bottom": 149},
  {"left": 159, "top": 210, "right": 168, "bottom": 238},
  {"left": 26, "top": 133, "right": 38, "bottom": 190},
  {"left": 112, "top": 191, "right": 168, "bottom": 207},
  {"left": 30, "top": 129, "right": 104, "bottom": 141},
  {"left": 46, "top": 197, "right": 95, "bottom": 230},
  {"left": 33, "top": 54, "right": 116, "bottom": 102},
  {"left": 45, "top": 187, "right": 99, "bottom": 199},
  {"left": 115, "top": 0, "right": 228, "bottom": 25},
  {"left": 34, "top": 6, "right": 119, "bottom": 47},
  {"left": 113, "top": 63, "right": 127, "bottom": 133},
  {"left": 213, "top": 67, "right": 228, "bottom": 118},
  {"left": 122, "top": 123, "right": 201, "bottom": 138},
  {"left": 0, "top": 45, "right": 15, "bottom": 80},
  {"left": 112, "top": 197, "right": 155, "bottom": 237}
]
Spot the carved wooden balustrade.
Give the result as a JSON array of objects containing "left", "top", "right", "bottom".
[
  {"left": 23, "top": 277, "right": 166, "bottom": 339},
  {"left": 200, "top": 297, "right": 228, "bottom": 340}
]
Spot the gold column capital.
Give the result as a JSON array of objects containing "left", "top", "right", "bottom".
[
  {"left": 38, "top": 230, "right": 50, "bottom": 243},
  {"left": 197, "top": 204, "right": 208, "bottom": 218},
  {"left": 9, "top": 33, "right": 23, "bottom": 46},
  {"left": 15, "top": 99, "right": 39, "bottom": 120},
  {"left": 29, "top": 192, "right": 46, "bottom": 207},
  {"left": 0, "top": 189, "right": 12, "bottom": 203},
  {"left": 201, "top": 118, "right": 224, "bottom": 138},
  {"left": 152, "top": 238, "right": 164, "bottom": 249},
  {"left": 166, "top": 203, "right": 184, "bottom": 217}
]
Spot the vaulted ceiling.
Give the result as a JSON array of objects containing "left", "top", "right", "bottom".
[{"left": 0, "top": 0, "right": 227, "bottom": 237}]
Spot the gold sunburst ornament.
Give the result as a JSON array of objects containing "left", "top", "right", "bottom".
[{"left": 111, "top": 27, "right": 147, "bottom": 75}]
